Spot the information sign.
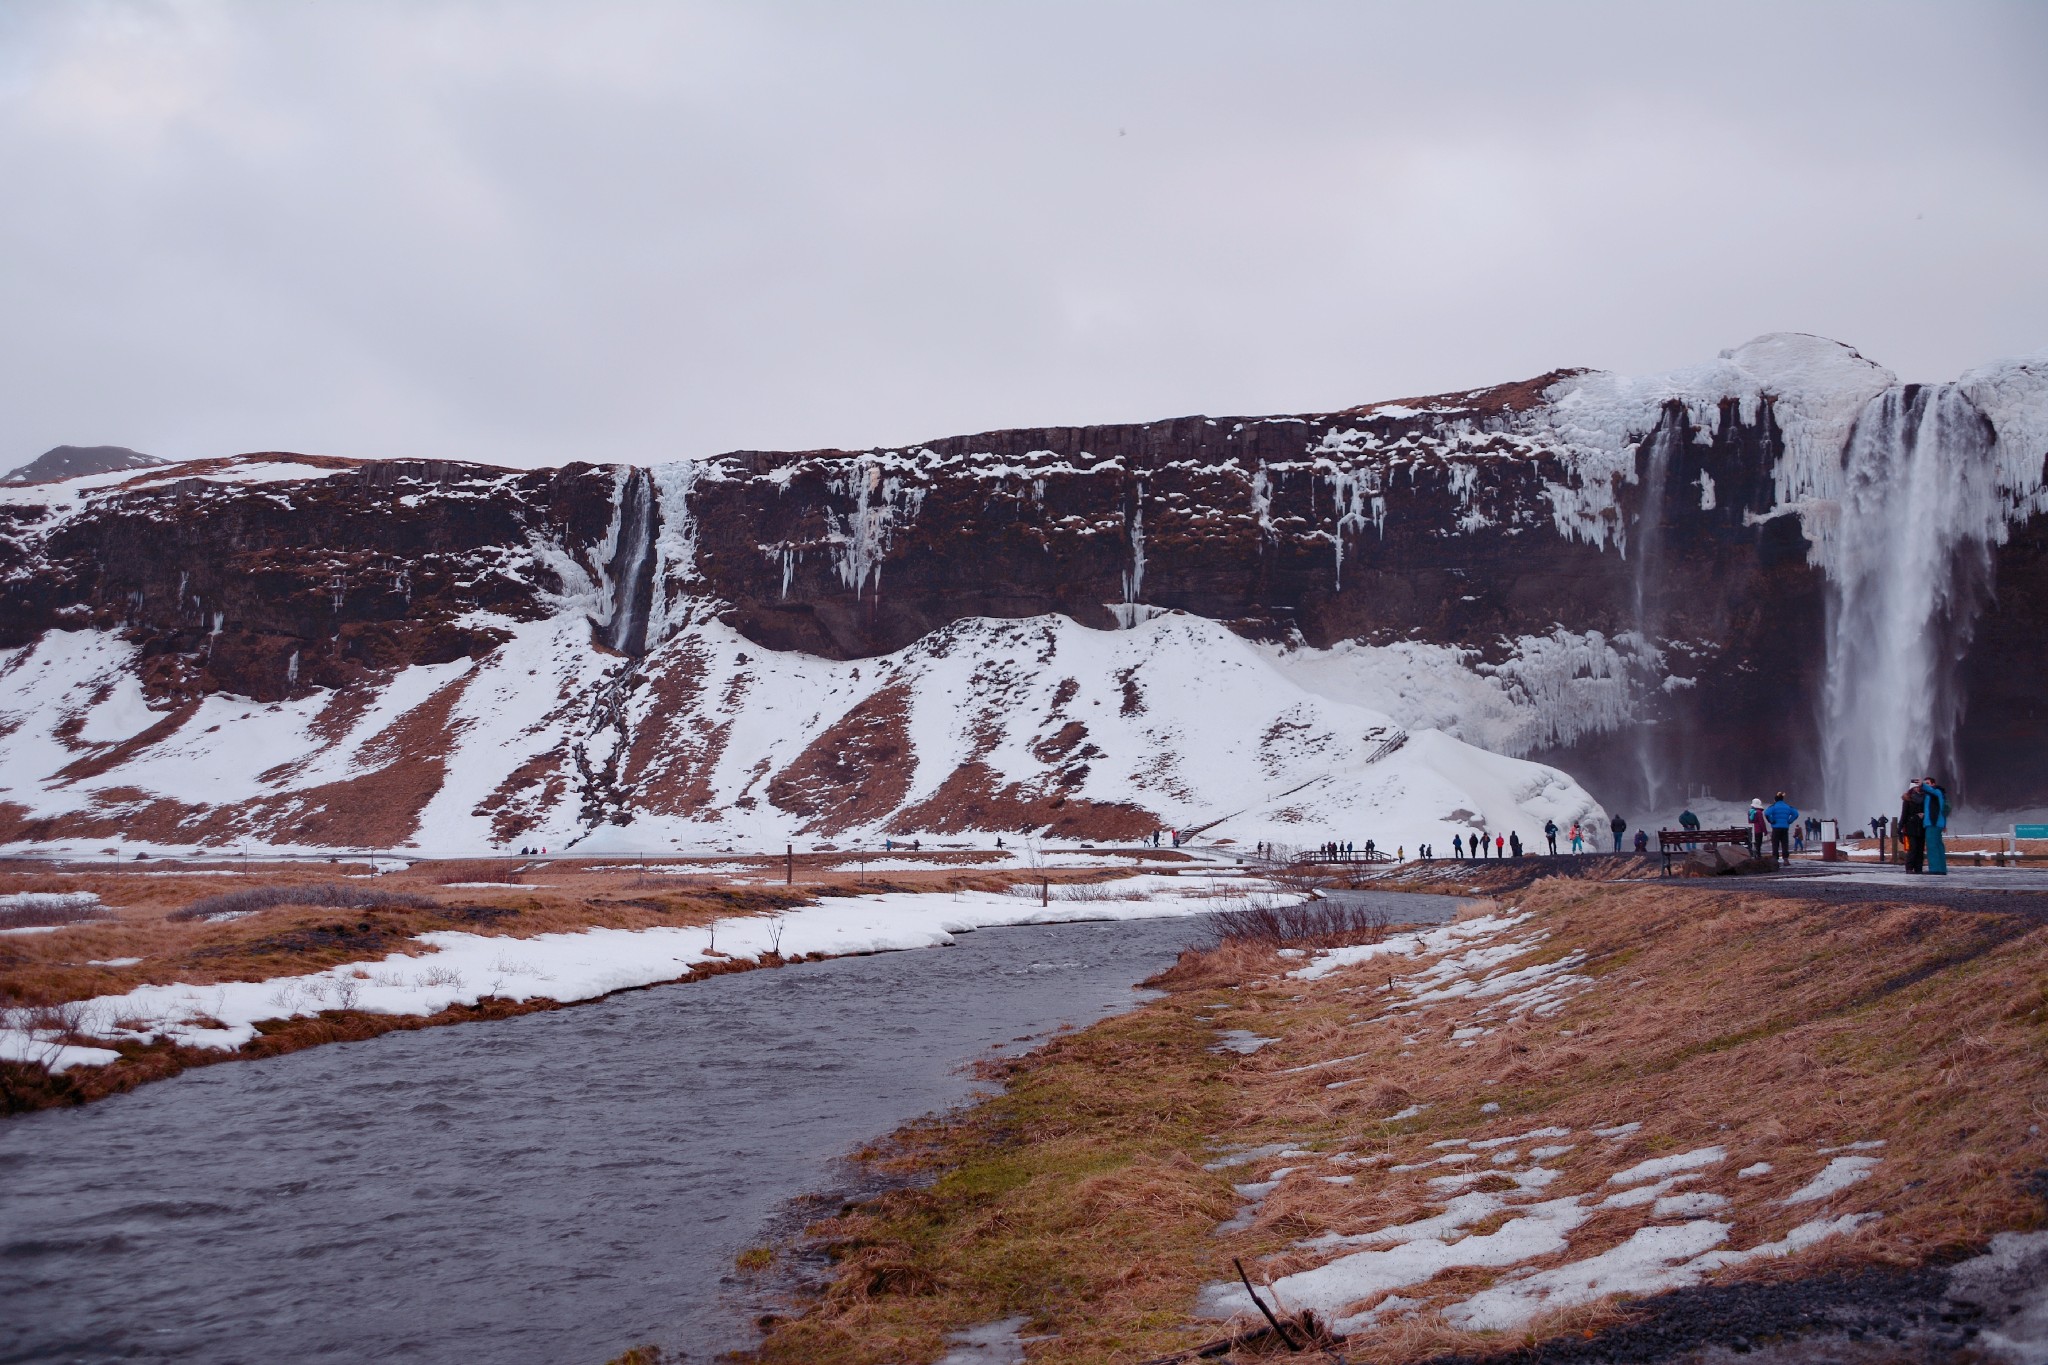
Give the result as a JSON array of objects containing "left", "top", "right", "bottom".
[{"left": 2016, "top": 825, "right": 2048, "bottom": 839}]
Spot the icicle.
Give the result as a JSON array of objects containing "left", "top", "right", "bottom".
[
  {"left": 1123, "top": 487, "right": 1145, "bottom": 605},
  {"left": 831, "top": 462, "right": 925, "bottom": 601},
  {"left": 1249, "top": 465, "right": 1274, "bottom": 542},
  {"left": 1327, "top": 469, "right": 1384, "bottom": 590}
]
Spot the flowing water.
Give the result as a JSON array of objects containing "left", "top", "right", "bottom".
[
  {"left": 1822, "top": 385, "right": 2002, "bottom": 821},
  {"left": 0, "top": 916, "right": 1203, "bottom": 1365},
  {"left": 1627, "top": 419, "right": 1676, "bottom": 814},
  {"left": 602, "top": 467, "right": 658, "bottom": 657}
]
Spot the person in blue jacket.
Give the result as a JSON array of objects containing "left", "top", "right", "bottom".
[
  {"left": 1764, "top": 792, "right": 1800, "bottom": 863},
  {"left": 1921, "top": 777, "right": 1949, "bottom": 875}
]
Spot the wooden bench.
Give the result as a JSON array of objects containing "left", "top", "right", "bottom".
[{"left": 1658, "top": 827, "right": 1753, "bottom": 876}]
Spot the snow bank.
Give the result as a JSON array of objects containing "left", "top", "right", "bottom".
[{"left": 0, "top": 879, "right": 1216, "bottom": 1072}]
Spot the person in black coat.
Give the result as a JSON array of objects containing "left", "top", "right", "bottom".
[{"left": 1898, "top": 782, "right": 1926, "bottom": 873}]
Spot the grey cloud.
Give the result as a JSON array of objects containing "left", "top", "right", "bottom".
[{"left": 2, "top": 0, "right": 2044, "bottom": 469}]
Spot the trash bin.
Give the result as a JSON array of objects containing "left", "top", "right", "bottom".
[{"left": 1820, "top": 819, "right": 1840, "bottom": 863}]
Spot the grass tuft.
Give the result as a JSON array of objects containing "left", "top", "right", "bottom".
[{"left": 167, "top": 883, "right": 442, "bottom": 921}]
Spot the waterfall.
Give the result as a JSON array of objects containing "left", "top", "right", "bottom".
[
  {"left": 601, "top": 468, "right": 660, "bottom": 656},
  {"left": 1627, "top": 420, "right": 1675, "bottom": 811},
  {"left": 1110, "top": 485, "right": 1147, "bottom": 628},
  {"left": 1821, "top": 385, "right": 2001, "bottom": 821}
]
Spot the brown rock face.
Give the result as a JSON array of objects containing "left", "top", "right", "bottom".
[{"left": 2, "top": 458, "right": 623, "bottom": 699}]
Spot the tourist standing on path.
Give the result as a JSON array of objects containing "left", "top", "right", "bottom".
[
  {"left": 1899, "top": 782, "right": 1926, "bottom": 873},
  {"left": 1509, "top": 831, "right": 1522, "bottom": 858},
  {"left": 1764, "top": 792, "right": 1800, "bottom": 863},
  {"left": 1679, "top": 808, "right": 1700, "bottom": 850},
  {"left": 1495, "top": 833, "right": 1506, "bottom": 859},
  {"left": 1610, "top": 812, "right": 1627, "bottom": 852},
  {"left": 1453, "top": 834, "right": 1464, "bottom": 859},
  {"left": 1922, "top": 777, "right": 1950, "bottom": 875},
  {"left": 1633, "top": 829, "right": 1649, "bottom": 854},
  {"left": 1748, "top": 799, "right": 1767, "bottom": 856},
  {"left": 1570, "top": 824, "right": 1584, "bottom": 854},
  {"left": 1544, "top": 819, "right": 1559, "bottom": 854}
]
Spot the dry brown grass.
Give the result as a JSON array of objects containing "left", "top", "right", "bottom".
[{"left": 745, "top": 879, "right": 2048, "bottom": 1364}]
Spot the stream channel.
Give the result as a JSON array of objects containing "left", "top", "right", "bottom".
[{"left": 0, "top": 914, "right": 1215, "bottom": 1364}]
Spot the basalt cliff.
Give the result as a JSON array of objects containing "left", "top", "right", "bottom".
[{"left": 2, "top": 334, "right": 2044, "bottom": 854}]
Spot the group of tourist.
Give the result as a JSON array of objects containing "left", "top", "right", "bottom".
[
  {"left": 1449, "top": 831, "right": 1526, "bottom": 859},
  {"left": 1283, "top": 776, "right": 1956, "bottom": 874}
]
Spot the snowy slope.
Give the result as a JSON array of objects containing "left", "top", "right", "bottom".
[{"left": 0, "top": 610, "right": 1603, "bottom": 856}]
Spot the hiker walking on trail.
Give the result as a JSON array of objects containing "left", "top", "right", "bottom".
[
  {"left": 1609, "top": 812, "right": 1627, "bottom": 852},
  {"left": 1452, "top": 833, "right": 1464, "bottom": 859},
  {"left": 1922, "top": 777, "right": 1950, "bottom": 875},
  {"left": 1544, "top": 819, "right": 1559, "bottom": 855},
  {"left": 1764, "top": 792, "right": 1799, "bottom": 863},
  {"left": 1899, "top": 782, "right": 1926, "bottom": 872},
  {"left": 1748, "top": 799, "right": 1767, "bottom": 857}
]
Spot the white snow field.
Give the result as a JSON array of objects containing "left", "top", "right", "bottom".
[
  {"left": 0, "top": 876, "right": 1215, "bottom": 1073},
  {"left": 0, "top": 608, "right": 1605, "bottom": 858}
]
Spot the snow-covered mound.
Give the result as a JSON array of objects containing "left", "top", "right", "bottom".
[{"left": 0, "top": 611, "right": 1602, "bottom": 856}]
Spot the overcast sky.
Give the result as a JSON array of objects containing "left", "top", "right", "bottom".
[{"left": 2, "top": 1, "right": 2044, "bottom": 470}]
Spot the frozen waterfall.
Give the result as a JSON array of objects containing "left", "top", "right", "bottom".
[
  {"left": 601, "top": 468, "right": 659, "bottom": 656},
  {"left": 1821, "top": 385, "right": 2001, "bottom": 822}
]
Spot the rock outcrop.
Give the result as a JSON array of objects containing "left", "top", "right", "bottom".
[{"left": 1, "top": 445, "right": 164, "bottom": 486}]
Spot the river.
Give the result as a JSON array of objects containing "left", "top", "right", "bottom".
[{"left": 0, "top": 915, "right": 1208, "bottom": 1364}]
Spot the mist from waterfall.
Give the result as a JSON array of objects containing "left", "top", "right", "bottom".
[{"left": 1821, "top": 385, "right": 2001, "bottom": 823}]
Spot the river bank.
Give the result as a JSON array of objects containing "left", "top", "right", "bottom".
[
  {"left": 0, "top": 853, "right": 1232, "bottom": 1113},
  {"left": 743, "top": 877, "right": 2048, "bottom": 1363}
]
